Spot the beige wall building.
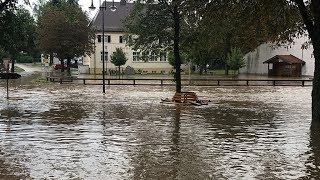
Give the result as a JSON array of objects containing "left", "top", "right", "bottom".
[{"left": 83, "top": 1, "right": 179, "bottom": 74}]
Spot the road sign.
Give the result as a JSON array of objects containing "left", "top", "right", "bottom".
[{"left": 0, "top": 73, "right": 21, "bottom": 79}]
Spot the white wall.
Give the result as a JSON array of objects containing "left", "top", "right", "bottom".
[
  {"left": 83, "top": 31, "right": 176, "bottom": 74},
  {"left": 240, "top": 36, "right": 315, "bottom": 76}
]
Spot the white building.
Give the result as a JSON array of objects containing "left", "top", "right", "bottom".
[
  {"left": 240, "top": 35, "right": 315, "bottom": 77},
  {"left": 83, "top": 1, "right": 176, "bottom": 74}
]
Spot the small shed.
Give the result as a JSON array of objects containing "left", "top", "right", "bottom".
[{"left": 263, "top": 55, "right": 305, "bottom": 77}]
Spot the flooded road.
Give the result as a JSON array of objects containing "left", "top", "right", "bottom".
[{"left": 0, "top": 73, "right": 318, "bottom": 179}]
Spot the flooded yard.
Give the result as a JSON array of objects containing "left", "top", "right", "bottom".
[{"left": 0, "top": 73, "right": 319, "bottom": 179}]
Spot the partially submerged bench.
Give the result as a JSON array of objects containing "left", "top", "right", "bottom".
[{"left": 172, "top": 92, "right": 198, "bottom": 103}]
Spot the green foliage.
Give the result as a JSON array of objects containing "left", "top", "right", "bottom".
[
  {"left": 15, "top": 53, "right": 34, "bottom": 63},
  {"left": 168, "top": 51, "right": 186, "bottom": 68},
  {"left": 226, "top": 48, "right": 245, "bottom": 76},
  {"left": 0, "top": 47, "right": 9, "bottom": 59},
  {"left": 123, "top": 2, "right": 173, "bottom": 53},
  {"left": 110, "top": 48, "right": 128, "bottom": 67},
  {"left": 124, "top": 0, "right": 192, "bottom": 92},
  {"left": 187, "top": 0, "right": 304, "bottom": 70},
  {"left": 36, "top": 0, "right": 94, "bottom": 62},
  {"left": 0, "top": 7, "right": 36, "bottom": 60}
]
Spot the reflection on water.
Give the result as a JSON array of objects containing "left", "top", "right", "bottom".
[{"left": 0, "top": 73, "right": 318, "bottom": 179}]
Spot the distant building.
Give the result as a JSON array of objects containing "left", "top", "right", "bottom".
[
  {"left": 240, "top": 35, "right": 314, "bottom": 77},
  {"left": 83, "top": 1, "right": 179, "bottom": 74}
]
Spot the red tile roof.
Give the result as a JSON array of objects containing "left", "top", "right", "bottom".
[{"left": 263, "top": 54, "right": 306, "bottom": 64}]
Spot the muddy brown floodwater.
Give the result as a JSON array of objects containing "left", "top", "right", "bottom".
[{"left": 0, "top": 73, "right": 319, "bottom": 179}]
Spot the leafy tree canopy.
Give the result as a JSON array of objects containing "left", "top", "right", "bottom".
[
  {"left": 36, "top": 0, "right": 94, "bottom": 63},
  {"left": 110, "top": 47, "right": 128, "bottom": 67},
  {"left": 0, "top": 6, "right": 36, "bottom": 61},
  {"left": 226, "top": 47, "right": 245, "bottom": 72}
]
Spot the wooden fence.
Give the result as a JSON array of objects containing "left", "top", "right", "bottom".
[{"left": 46, "top": 76, "right": 313, "bottom": 87}]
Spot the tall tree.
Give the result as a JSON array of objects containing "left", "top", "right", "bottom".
[
  {"left": 0, "top": 7, "right": 36, "bottom": 72},
  {"left": 124, "top": 0, "right": 189, "bottom": 93},
  {"left": 37, "top": 0, "right": 94, "bottom": 73},
  {"left": 226, "top": 47, "right": 245, "bottom": 78},
  {"left": 0, "top": 0, "right": 30, "bottom": 11},
  {"left": 200, "top": 0, "right": 319, "bottom": 121},
  {"left": 110, "top": 47, "right": 128, "bottom": 79},
  {"left": 197, "top": 0, "right": 303, "bottom": 74},
  {"left": 292, "top": 0, "right": 320, "bottom": 122}
]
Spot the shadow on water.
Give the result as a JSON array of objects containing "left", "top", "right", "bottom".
[
  {"left": 0, "top": 106, "right": 30, "bottom": 179},
  {"left": 127, "top": 105, "right": 211, "bottom": 179},
  {"left": 305, "top": 122, "right": 320, "bottom": 178},
  {"left": 40, "top": 101, "right": 87, "bottom": 125}
]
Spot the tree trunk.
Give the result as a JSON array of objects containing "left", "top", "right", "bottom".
[
  {"left": 225, "top": 33, "right": 231, "bottom": 75},
  {"left": 118, "top": 66, "right": 121, "bottom": 79},
  {"left": 10, "top": 59, "right": 14, "bottom": 72},
  {"left": 294, "top": 0, "right": 320, "bottom": 122},
  {"left": 225, "top": 64, "right": 229, "bottom": 75},
  {"left": 60, "top": 59, "right": 65, "bottom": 73},
  {"left": 50, "top": 52, "right": 54, "bottom": 65},
  {"left": 173, "top": 5, "right": 181, "bottom": 93},
  {"left": 312, "top": 38, "right": 320, "bottom": 122},
  {"left": 311, "top": 1, "right": 320, "bottom": 122},
  {"left": 67, "top": 57, "right": 71, "bottom": 75},
  {"left": 199, "top": 65, "right": 204, "bottom": 75}
]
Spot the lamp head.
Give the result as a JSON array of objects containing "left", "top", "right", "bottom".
[
  {"left": 109, "top": 5, "right": 117, "bottom": 12},
  {"left": 109, "top": 0, "right": 117, "bottom": 12},
  {"left": 89, "top": 0, "right": 96, "bottom": 10}
]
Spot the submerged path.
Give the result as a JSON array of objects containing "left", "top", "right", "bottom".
[{"left": 15, "top": 63, "right": 43, "bottom": 73}]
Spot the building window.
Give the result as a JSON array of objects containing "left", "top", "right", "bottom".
[
  {"left": 105, "top": 35, "right": 111, "bottom": 43},
  {"left": 133, "top": 52, "right": 140, "bottom": 61},
  {"left": 98, "top": 35, "right": 111, "bottom": 43},
  {"left": 160, "top": 52, "right": 167, "bottom": 61},
  {"left": 141, "top": 51, "right": 149, "bottom": 61},
  {"left": 100, "top": 52, "right": 108, "bottom": 61},
  {"left": 119, "top": 36, "right": 123, "bottom": 43},
  {"left": 150, "top": 52, "right": 157, "bottom": 61}
]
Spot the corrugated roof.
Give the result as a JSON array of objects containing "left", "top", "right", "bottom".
[
  {"left": 263, "top": 54, "right": 306, "bottom": 64},
  {"left": 91, "top": 1, "right": 135, "bottom": 32}
]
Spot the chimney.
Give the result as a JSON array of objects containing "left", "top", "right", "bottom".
[{"left": 120, "top": 0, "right": 126, "bottom": 5}]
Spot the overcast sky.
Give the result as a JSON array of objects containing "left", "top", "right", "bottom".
[{"left": 23, "top": 0, "right": 122, "bottom": 19}]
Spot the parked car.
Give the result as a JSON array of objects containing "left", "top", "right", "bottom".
[{"left": 52, "top": 64, "right": 69, "bottom": 70}]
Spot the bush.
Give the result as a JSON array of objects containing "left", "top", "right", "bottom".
[{"left": 15, "top": 54, "right": 33, "bottom": 63}]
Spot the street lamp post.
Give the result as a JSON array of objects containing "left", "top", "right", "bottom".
[{"left": 90, "top": 0, "right": 117, "bottom": 93}]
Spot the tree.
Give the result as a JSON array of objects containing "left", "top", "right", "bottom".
[
  {"left": 36, "top": 0, "right": 94, "bottom": 73},
  {"left": 199, "top": 0, "right": 319, "bottom": 121},
  {"left": 124, "top": 0, "right": 189, "bottom": 93},
  {"left": 110, "top": 48, "right": 128, "bottom": 79},
  {"left": 292, "top": 0, "right": 320, "bottom": 122},
  {"left": 0, "top": 7, "right": 36, "bottom": 72},
  {"left": 197, "top": 0, "right": 303, "bottom": 75},
  {"left": 226, "top": 48, "right": 245, "bottom": 78}
]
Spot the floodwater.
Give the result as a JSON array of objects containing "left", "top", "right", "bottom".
[{"left": 0, "top": 73, "right": 319, "bottom": 179}]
